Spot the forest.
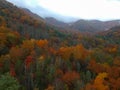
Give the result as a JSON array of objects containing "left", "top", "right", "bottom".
[{"left": 0, "top": 0, "right": 120, "bottom": 90}]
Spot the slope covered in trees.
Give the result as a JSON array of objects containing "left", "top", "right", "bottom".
[
  {"left": 0, "top": 0, "right": 120, "bottom": 90},
  {"left": 97, "top": 26, "right": 120, "bottom": 44},
  {"left": 0, "top": 0, "right": 70, "bottom": 39},
  {"left": 45, "top": 17, "right": 120, "bottom": 33}
]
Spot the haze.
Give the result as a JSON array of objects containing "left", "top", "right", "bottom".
[{"left": 7, "top": 0, "right": 120, "bottom": 22}]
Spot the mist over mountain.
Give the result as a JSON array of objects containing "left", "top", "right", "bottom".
[
  {"left": 5, "top": 0, "right": 120, "bottom": 32},
  {"left": 7, "top": 0, "right": 120, "bottom": 23},
  {"left": 7, "top": 0, "right": 79, "bottom": 22},
  {"left": 11, "top": 1, "right": 120, "bottom": 33},
  {"left": 27, "top": 6, "right": 79, "bottom": 23},
  {"left": 45, "top": 17, "right": 120, "bottom": 32},
  {"left": 1, "top": 1, "right": 120, "bottom": 90}
]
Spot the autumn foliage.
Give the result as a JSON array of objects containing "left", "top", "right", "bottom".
[
  {"left": 0, "top": 0, "right": 120, "bottom": 90},
  {"left": 62, "top": 71, "right": 80, "bottom": 85},
  {"left": 36, "top": 39, "right": 48, "bottom": 48},
  {"left": 25, "top": 55, "right": 33, "bottom": 69}
]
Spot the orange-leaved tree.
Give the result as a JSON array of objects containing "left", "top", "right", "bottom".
[{"left": 93, "top": 72, "right": 109, "bottom": 90}]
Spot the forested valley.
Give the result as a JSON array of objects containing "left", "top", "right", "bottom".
[{"left": 0, "top": 0, "right": 120, "bottom": 90}]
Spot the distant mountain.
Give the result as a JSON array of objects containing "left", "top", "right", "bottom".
[
  {"left": 103, "top": 20, "right": 120, "bottom": 30},
  {"left": 97, "top": 25, "right": 120, "bottom": 44},
  {"left": 100, "top": 25, "right": 120, "bottom": 37},
  {"left": 45, "top": 17, "right": 69, "bottom": 28},
  {"left": 45, "top": 17, "right": 120, "bottom": 32},
  {"left": 69, "top": 20, "right": 103, "bottom": 32},
  {"left": 5, "top": 0, "right": 120, "bottom": 33},
  {"left": 110, "top": 25, "right": 120, "bottom": 31},
  {"left": 70, "top": 20, "right": 120, "bottom": 32}
]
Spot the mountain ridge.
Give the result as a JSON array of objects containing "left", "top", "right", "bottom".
[{"left": 45, "top": 17, "right": 120, "bottom": 32}]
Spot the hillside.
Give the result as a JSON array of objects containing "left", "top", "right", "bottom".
[
  {"left": 0, "top": 0, "right": 56, "bottom": 39},
  {"left": 45, "top": 17, "right": 69, "bottom": 28},
  {"left": 0, "top": 0, "right": 40, "bottom": 35},
  {"left": 22, "top": 8, "right": 45, "bottom": 22},
  {"left": 70, "top": 20, "right": 120, "bottom": 32},
  {"left": 0, "top": 0, "right": 81, "bottom": 42},
  {"left": 45, "top": 17, "right": 120, "bottom": 32},
  {"left": 0, "top": 0, "right": 120, "bottom": 90},
  {"left": 97, "top": 26, "right": 120, "bottom": 44}
]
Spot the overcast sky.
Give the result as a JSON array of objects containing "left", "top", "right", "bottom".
[{"left": 7, "top": 0, "right": 120, "bottom": 21}]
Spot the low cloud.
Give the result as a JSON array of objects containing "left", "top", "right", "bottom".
[{"left": 7, "top": 0, "right": 120, "bottom": 22}]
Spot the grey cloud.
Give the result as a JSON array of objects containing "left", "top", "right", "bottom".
[{"left": 6, "top": 0, "right": 79, "bottom": 22}]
